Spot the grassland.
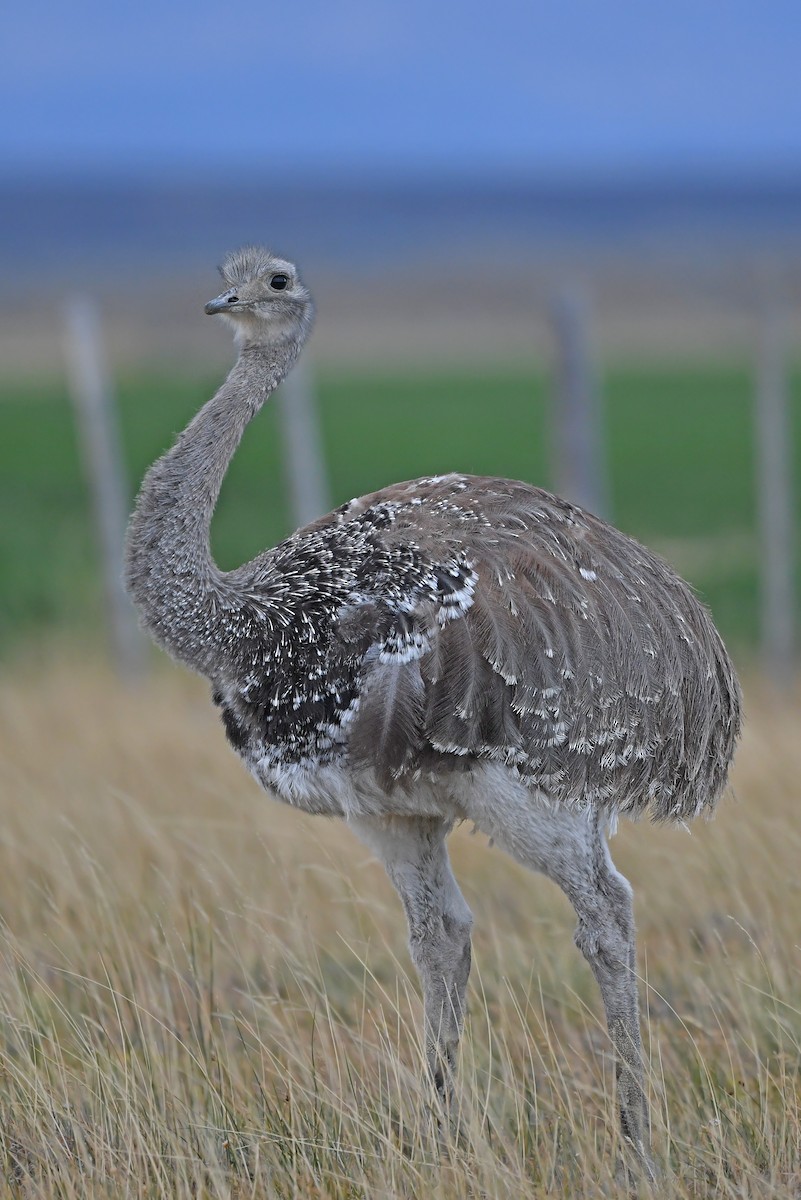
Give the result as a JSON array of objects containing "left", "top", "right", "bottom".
[
  {"left": 0, "top": 655, "right": 799, "bottom": 1197},
  {"left": 2, "top": 363, "right": 798, "bottom": 655}
]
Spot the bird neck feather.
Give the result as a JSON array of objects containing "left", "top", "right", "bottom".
[{"left": 124, "top": 338, "right": 302, "bottom": 674}]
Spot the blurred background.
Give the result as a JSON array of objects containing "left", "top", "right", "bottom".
[{"left": 1, "top": 0, "right": 799, "bottom": 676}]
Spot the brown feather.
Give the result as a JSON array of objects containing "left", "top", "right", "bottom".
[{"left": 349, "top": 657, "right": 426, "bottom": 788}]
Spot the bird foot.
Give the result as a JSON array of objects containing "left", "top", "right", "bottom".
[
  {"left": 615, "top": 1141, "right": 658, "bottom": 1195},
  {"left": 422, "top": 1089, "right": 468, "bottom": 1155}
]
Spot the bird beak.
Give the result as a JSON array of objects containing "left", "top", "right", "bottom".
[{"left": 204, "top": 292, "right": 233, "bottom": 315}]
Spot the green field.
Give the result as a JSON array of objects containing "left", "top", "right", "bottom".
[{"left": 1, "top": 364, "right": 798, "bottom": 656}]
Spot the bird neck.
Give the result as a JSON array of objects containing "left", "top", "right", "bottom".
[{"left": 125, "top": 336, "right": 303, "bottom": 674}]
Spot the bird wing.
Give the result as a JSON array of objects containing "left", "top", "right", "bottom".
[{"left": 337, "top": 474, "right": 740, "bottom": 819}]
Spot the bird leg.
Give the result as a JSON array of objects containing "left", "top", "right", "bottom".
[
  {"left": 348, "top": 814, "right": 473, "bottom": 1124},
  {"left": 476, "top": 798, "right": 654, "bottom": 1179},
  {"left": 569, "top": 834, "right": 655, "bottom": 1182}
]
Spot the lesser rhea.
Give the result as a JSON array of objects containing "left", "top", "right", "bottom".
[{"left": 125, "top": 247, "right": 741, "bottom": 1177}]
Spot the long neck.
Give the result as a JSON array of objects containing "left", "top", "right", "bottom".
[{"left": 125, "top": 338, "right": 301, "bottom": 674}]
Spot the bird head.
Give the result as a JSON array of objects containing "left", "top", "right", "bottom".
[{"left": 204, "top": 246, "right": 314, "bottom": 346}]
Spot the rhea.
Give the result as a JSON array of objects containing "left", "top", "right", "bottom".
[{"left": 125, "top": 247, "right": 741, "bottom": 1175}]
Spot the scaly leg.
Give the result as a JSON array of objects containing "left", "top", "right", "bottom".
[
  {"left": 349, "top": 814, "right": 473, "bottom": 1115},
  {"left": 570, "top": 826, "right": 653, "bottom": 1179},
  {"left": 476, "top": 797, "right": 654, "bottom": 1178}
]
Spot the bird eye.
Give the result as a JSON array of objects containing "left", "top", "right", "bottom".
[{"left": 270, "top": 273, "right": 289, "bottom": 291}]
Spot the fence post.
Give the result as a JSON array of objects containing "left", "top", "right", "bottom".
[
  {"left": 754, "top": 276, "right": 796, "bottom": 685},
  {"left": 65, "top": 296, "right": 145, "bottom": 679},
  {"left": 275, "top": 356, "right": 330, "bottom": 529},
  {"left": 548, "top": 283, "right": 608, "bottom": 518}
]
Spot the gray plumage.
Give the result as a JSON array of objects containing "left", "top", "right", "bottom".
[{"left": 125, "top": 247, "right": 741, "bottom": 1178}]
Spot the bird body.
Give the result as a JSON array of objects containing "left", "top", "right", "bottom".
[
  {"left": 125, "top": 247, "right": 741, "bottom": 1178},
  {"left": 198, "top": 472, "right": 738, "bottom": 829}
]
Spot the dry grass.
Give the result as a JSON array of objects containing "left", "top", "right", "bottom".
[{"left": 0, "top": 651, "right": 799, "bottom": 1198}]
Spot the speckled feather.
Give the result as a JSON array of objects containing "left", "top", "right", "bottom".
[
  {"left": 125, "top": 246, "right": 740, "bottom": 830},
  {"left": 207, "top": 473, "right": 740, "bottom": 821}
]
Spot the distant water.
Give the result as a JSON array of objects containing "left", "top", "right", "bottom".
[{"left": 3, "top": 174, "right": 801, "bottom": 282}]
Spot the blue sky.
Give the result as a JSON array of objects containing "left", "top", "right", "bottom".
[{"left": 3, "top": 1, "right": 801, "bottom": 178}]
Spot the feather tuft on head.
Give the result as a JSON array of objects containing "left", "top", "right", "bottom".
[{"left": 219, "top": 246, "right": 282, "bottom": 287}]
